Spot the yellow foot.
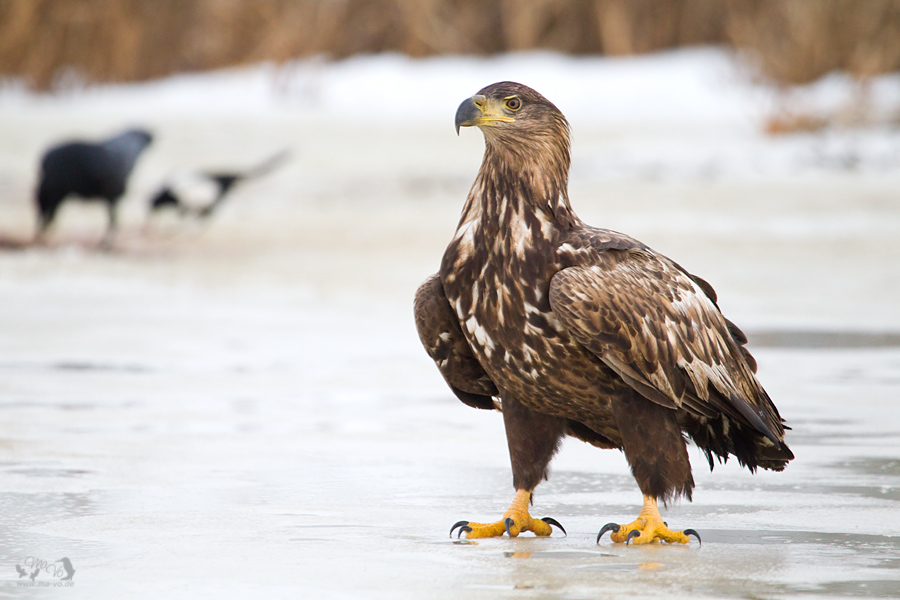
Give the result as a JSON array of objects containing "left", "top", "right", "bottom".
[
  {"left": 596, "top": 495, "right": 700, "bottom": 545},
  {"left": 449, "top": 489, "right": 566, "bottom": 539}
]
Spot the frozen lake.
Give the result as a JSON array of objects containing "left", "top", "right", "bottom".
[{"left": 0, "top": 50, "right": 899, "bottom": 598}]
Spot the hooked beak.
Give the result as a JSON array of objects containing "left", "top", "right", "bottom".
[
  {"left": 454, "top": 94, "right": 513, "bottom": 135},
  {"left": 455, "top": 95, "right": 484, "bottom": 135}
]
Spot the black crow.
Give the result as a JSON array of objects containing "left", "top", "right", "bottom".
[
  {"left": 149, "top": 150, "right": 289, "bottom": 219},
  {"left": 36, "top": 128, "right": 153, "bottom": 243}
]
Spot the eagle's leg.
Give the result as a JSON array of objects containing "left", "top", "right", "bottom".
[
  {"left": 452, "top": 489, "right": 562, "bottom": 538},
  {"left": 599, "top": 495, "right": 699, "bottom": 545},
  {"left": 451, "top": 396, "right": 567, "bottom": 539},
  {"left": 598, "top": 391, "right": 699, "bottom": 545}
]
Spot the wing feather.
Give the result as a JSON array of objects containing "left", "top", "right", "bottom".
[
  {"left": 548, "top": 250, "right": 785, "bottom": 444},
  {"left": 414, "top": 274, "right": 499, "bottom": 410}
]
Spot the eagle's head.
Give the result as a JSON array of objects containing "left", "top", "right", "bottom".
[
  {"left": 455, "top": 81, "right": 571, "bottom": 197},
  {"left": 456, "top": 81, "right": 568, "bottom": 141}
]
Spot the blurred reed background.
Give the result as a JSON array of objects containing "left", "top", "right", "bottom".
[{"left": 2, "top": 0, "right": 900, "bottom": 92}]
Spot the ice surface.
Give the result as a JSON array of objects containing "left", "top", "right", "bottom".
[{"left": 0, "top": 49, "right": 898, "bottom": 598}]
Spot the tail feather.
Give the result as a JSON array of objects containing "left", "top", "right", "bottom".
[
  {"left": 682, "top": 412, "right": 793, "bottom": 473},
  {"left": 246, "top": 150, "right": 290, "bottom": 179}
]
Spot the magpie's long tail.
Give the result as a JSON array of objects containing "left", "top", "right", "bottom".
[{"left": 245, "top": 149, "right": 291, "bottom": 179}]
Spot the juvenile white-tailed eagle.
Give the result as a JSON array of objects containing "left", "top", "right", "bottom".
[{"left": 414, "top": 82, "right": 793, "bottom": 544}]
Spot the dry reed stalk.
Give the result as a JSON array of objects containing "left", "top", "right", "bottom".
[
  {"left": 726, "top": 0, "right": 900, "bottom": 84},
  {"left": 593, "top": 0, "right": 726, "bottom": 56},
  {"left": 1, "top": 0, "right": 899, "bottom": 91}
]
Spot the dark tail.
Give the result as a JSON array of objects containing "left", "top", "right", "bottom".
[
  {"left": 685, "top": 412, "right": 794, "bottom": 473},
  {"left": 244, "top": 149, "right": 290, "bottom": 179}
]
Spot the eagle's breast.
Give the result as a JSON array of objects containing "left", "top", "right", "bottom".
[{"left": 440, "top": 186, "right": 606, "bottom": 415}]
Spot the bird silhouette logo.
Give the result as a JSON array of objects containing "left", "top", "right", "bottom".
[
  {"left": 56, "top": 557, "right": 75, "bottom": 581},
  {"left": 15, "top": 564, "right": 27, "bottom": 578},
  {"left": 29, "top": 568, "right": 39, "bottom": 582}
]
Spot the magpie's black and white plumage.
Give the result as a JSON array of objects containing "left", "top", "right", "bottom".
[
  {"left": 414, "top": 82, "right": 793, "bottom": 544},
  {"left": 149, "top": 150, "right": 289, "bottom": 219},
  {"left": 36, "top": 128, "right": 153, "bottom": 243}
]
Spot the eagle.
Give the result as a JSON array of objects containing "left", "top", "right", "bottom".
[{"left": 414, "top": 82, "right": 793, "bottom": 545}]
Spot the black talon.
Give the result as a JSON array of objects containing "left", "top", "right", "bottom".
[
  {"left": 663, "top": 521, "right": 668, "bottom": 527},
  {"left": 596, "top": 522, "right": 620, "bottom": 543},
  {"left": 504, "top": 517, "right": 516, "bottom": 537},
  {"left": 541, "top": 517, "right": 567, "bottom": 536},
  {"left": 450, "top": 521, "right": 472, "bottom": 538},
  {"left": 626, "top": 529, "right": 642, "bottom": 545},
  {"left": 684, "top": 528, "right": 702, "bottom": 545}
]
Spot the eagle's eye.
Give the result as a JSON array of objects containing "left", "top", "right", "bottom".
[{"left": 504, "top": 97, "right": 522, "bottom": 111}]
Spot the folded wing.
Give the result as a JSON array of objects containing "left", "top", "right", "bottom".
[
  {"left": 414, "top": 274, "right": 499, "bottom": 410},
  {"left": 549, "top": 249, "right": 792, "bottom": 470}
]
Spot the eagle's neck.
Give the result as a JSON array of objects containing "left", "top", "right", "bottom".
[
  {"left": 442, "top": 135, "right": 582, "bottom": 299},
  {"left": 458, "top": 132, "right": 580, "bottom": 241},
  {"left": 441, "top": 130, "right": 579, "bottom": 344}
]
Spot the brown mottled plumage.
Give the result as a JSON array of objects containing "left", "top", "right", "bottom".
[{"left": 414, "top": 82, "right": 793, "bottom": 542}]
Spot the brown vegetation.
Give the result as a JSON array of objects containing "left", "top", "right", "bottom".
[
  {"left": 727, "top": 0, "right": 900, "bottom": 84},
  {"left": 1, "top": 0, "right": 899, "bottom": 91}
]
